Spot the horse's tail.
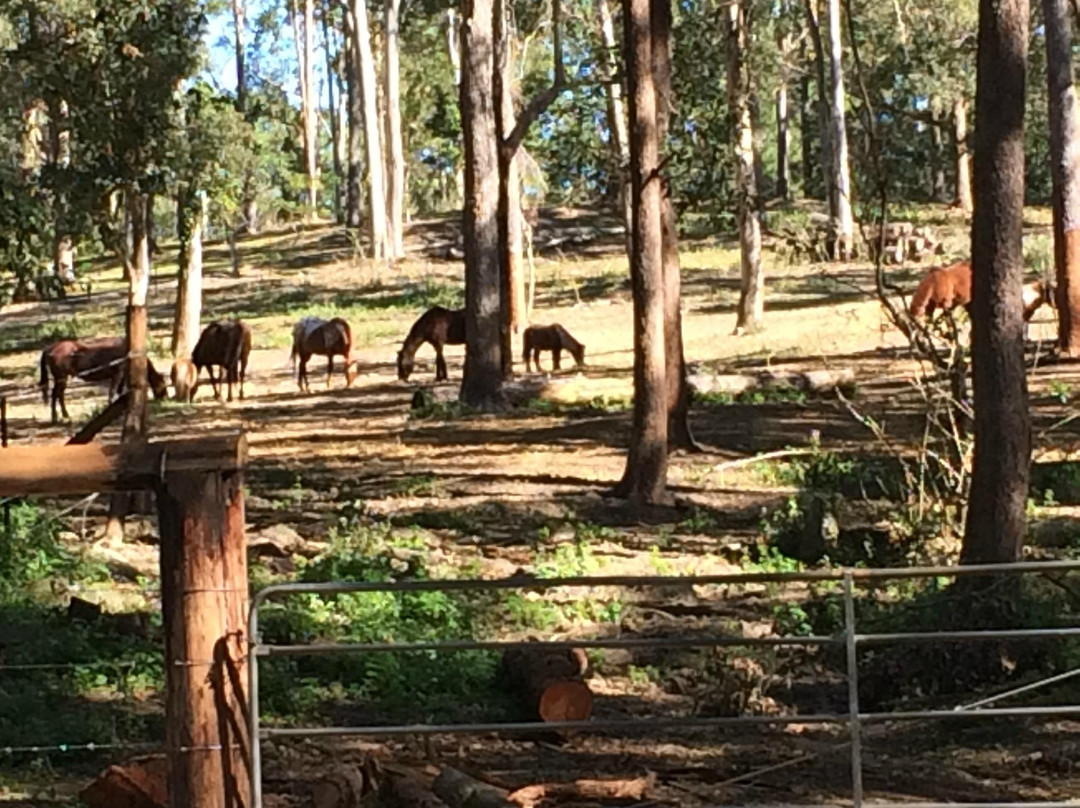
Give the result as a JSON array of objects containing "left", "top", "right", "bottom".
[
  {"left": 288, "top": 323, "right": 301, "bottom": 370},
  {"left": 39, "top": 349, "right": 49, "bottom": 403}
]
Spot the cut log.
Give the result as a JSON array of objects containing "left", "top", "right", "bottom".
[
  {"left": 379, "top": 773, "right": 448, "bottom": 808},
  {"left": 507, "top": 773, "right": 656, "bottom": 808},
  {"left": 79, "top": 756, "right": 167, "bottom": 808},
  {"left": 688, "top": 367, "right": 855, "bottom": 398},
  {"left": 499, "top": 646, "right": 593, "bottom": 722},
  {"left": 432, "top": 767, "right": 514, "bottom": 808}
]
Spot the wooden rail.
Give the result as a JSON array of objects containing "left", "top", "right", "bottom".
[{"left": 0, "top": 434, "right": 247, "bottom": 497}]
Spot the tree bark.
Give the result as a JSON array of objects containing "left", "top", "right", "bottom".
[
  {"left": 384, "top": 0, "right": 406, "bottom": 258},
  {"left": 173, "top": 189, "right": 204, "bottom": 359},
  {"left": 1043, "top": 0, "right": 1080, "bottom": 356},
  {"left": 825, "top": 0, "right": 854, "bottom": 259},
  {"left": 350, "top": 0, "right": 389, "bottom": 258},
  {"left": 447, "top": 9, "right": 465, "bottom": 205},
  {"left": 651, "top": 0, "right": 695, "bottom": 451},
  {"left": 962, "top": 0, "right": 1031, "bottom": 565},
  {"left": 798, "top": 50, "right": 816, "bottom": 195},
  {"left": 954, "top": 96, "right": 974, "bottom": 213},
  {"left": 460, "top": 0, "right": 504, "bottom": 410},
  {"left": 729, "top": 0, "right": 765, "bottom": 336},
  {"left": 344, "top": 17, "right": 363, "bottom": 229},
  {"left": 776, "top": 84, "right": 790, "bottom": 200},
  {"left": 231, "top": 0, "right": 247, "bottom": 112},
  {"left": 292, "top": 0, "right": 319, "bottom": 221},
  {"left": 322, "top": 7, "right": 343, "bottom": 223},
  {"left": 597, "top": 0, "right": 634, "bottom": 258},
  {"left": 617, "top": 0, "right": 669, "bottom": 505},
  {"left": 803, "top": 0, "right": 833, "bottom": 208}
]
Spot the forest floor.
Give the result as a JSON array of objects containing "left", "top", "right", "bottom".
[{"left": 2, "top": 201, "right": 1080, "bottom": 805}]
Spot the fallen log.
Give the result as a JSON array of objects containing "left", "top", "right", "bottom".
[
  {"left": 498, "top": 645, "right": 593, "bottom": 722},
  {"left": 432, "top": 767, "right": 514, "bottom": 808},
  {"left": 507, "top": 773, "right": 656, "bottom": 808},
  {"left": 79, "top": 756, "right": 167, "bottom": 808},
  {"left": 380, "top": 773, "right": 448, "bottom": 808},
  {"left": 688, "top": 367, "right": 856, "bottom": 397}
]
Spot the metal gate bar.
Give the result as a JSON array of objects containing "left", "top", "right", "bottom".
[{"left": 248, "top": 561, "right": 1080, "bottom": 808}]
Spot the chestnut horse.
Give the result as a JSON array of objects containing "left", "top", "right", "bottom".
[
  {"left": 191, "top": 319, "right": 252, "bottom": 402},
  {"left": 39, "top": 337, "right": 168, "bottom": 423},
  {"left": 289, "top": 316, "right": 358, "bottom": 392},
  {"left": 397, "top": 306, "right": 465, "bottom": 382},
  {"left": 909, "top": 260, "right": 1051, "bottom": 323}
]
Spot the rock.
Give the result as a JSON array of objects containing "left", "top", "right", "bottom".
[
  {"left": 67, "top": 596, "right": 103, "bottom": 623},
  {"left": 79, "top": 756, "right": 167, "bottom": 808},
  {"left": 249, "top": 523, "right": 308, "bottom": 558}
]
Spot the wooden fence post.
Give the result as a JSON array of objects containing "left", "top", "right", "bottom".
[{"left": 157, "top": 468, "right": 249, "bottom": 808}]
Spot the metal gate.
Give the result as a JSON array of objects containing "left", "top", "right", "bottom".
[{"left": 247, "top": 560, "right": 1080, "bottom": 808}]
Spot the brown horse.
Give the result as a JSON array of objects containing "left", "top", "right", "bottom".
[
  {"left": 191, "top": 319, "right": 252, "bottom": 402},
  {"left": 397, "top": 307, "right": 466, "bottom": 382},
  {"left": 289, "top": 316, "right": 358, "bottom": 392},
  {"left": 522, "top": 324, "right": 586, "bottom": 373},
  {"left": 39, "top": 337, "right": 168, "bottom": 423},
  {"left": 909, "top": 260, "right": 1051, "bottom": 323}
]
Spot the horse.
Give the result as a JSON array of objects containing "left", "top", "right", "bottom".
[
  {"left": 289, "top": 316, "right": 358, "bottom": 392},
  {"left": 522, "top": 324, "right": 586, "bottom": 373},
  {"left": 397, "top": 306, "right": 466, "bottom": 382},
  {"left": 191, "top": 319, "right": 252, "bottom": 402},
  {"left": 909, "top": 260, "right": 1051, "bottom": 324},
  {"left": 39, "top": 336, "right": 168, "bottom": 423},
  {"left": 171, "top": 357, "right": 198, "bottom": 402}
]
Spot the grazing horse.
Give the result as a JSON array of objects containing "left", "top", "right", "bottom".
[
  {"left": 289, "top": 316, "right": 358, "bottom": 392},
  {"left": 39, "top": 337, "right": 168, "bottom": 423},
  {"left": 909, "top": 260, "right": 1051, "bottom": 324},
  {"left": 397, "top": 306, "right": 466, "bottom": 382},
  {"left": 191, "top": 319, "right": 252, "bottom": 402},
  {"left": 522, "top": 324, "right": 586, "bottom": 373},
  {"left": 171, "top": 357, "right": 198, "bottom": 402}
]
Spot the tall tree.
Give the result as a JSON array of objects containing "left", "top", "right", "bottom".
[
  {"left": 728, "top": 0, "right": 764, "bottom": 335},
  {"left": 962, "top": 0, "right": 1030, "bottom": 564},
  {"left": 596, "top": 0, "right": 633, "bottom": 257},
  {"left": 803, "top": 0, "right": 834, "bottom": 208},
  {"left": 344, "top": 14, "right": 363, "bottom": 229},
  {"left": 825, "top": 0, "right": 854, "bottom": 259},
  {"left": 322, "top": 6, "right": 344, "bottom": 222},
  {"left": 1043, "top": 0, "right": 1080, "bottom": 355},
  {"left": 231, "top": 0, "right": 259, "bottom": 232},
  {"left": 929, "top": 97, "right": 948, "bottom": 202},
  {"left": 651, "top": 0, "right": 695, "bottom": 449},
  {"left": 496, "top": 7, "right": 526, "bottom": 348},
  {"left": 384, "top": 0, "right": 406, "bottom": 258},
  {"left": 349, "top": 0, "right": 389, "bottom": 257},
  {"left": 174, "top": 188, "right": 204, "bottom": 359},
  {"left": 460, "top": 0, "right": 504, "bottom": 409},
  {"left": 291, "top": 0, "right": 319, "bottom": 220},
  {"left": 618, "top": 0, "right": 669, "bottom": 505},
  {"left": 954, "top": 96, "right": 974, "bottom": 213}
]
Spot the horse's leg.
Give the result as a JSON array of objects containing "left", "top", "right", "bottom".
[
  {"left": 56, "top": 378, "right": 69, "bottom": 421},
  {"left": 299, "top": 356, "right": 309, "bottom": 393},
  {"left": 435, "top": 346, "right": 447, "bottom": 382},
  {"left": 326, "top": 355, "right": 334, "bottom": 389},
  {"left": 553, "top": 347, "right": 562, "bottom": 371},
  {"left": 50, "top": 377, "right": 59, "bottom": 423},
  {"left": 534, "top": 349, "right": 542, "bottom": 372}
]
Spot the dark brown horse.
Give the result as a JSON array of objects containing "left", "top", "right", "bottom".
[
  {"left": 39, "top": 337, "right": 168, "bottom": 423},
  {"left": 289, "top": 316, "right": 358, "bottom": 392},
  {"left": 191, "top": 319, "right": 252, "bottom": 402},
  {"left": 397, "top": 307, "right": 465, "bottom": 382},
  {"left": 522, "top": 324, "right": 586, "bottom": 373}
]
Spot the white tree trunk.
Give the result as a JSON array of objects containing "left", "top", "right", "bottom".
[
  {"left": 596, "top": 0, "right": 633, "bottom": 258},
  {"left": 173, "top": 191, "right": 204, "bottom": 359},
  {"left": 351, "top": 0, "right": 389, "bottom": 258},
  {"left": 447, "top": 8, "right": 464, "bottom": 205},
  {"left": 954, "top": 96, "right": 974, "bottom": 213},
  {"left": 825, "top": 0, "right": 853, "bottom": 259},
  {"left": 497, "top": 6, "right": 526, "bottom": 332},
  {"left": 728, "top": 0, "right": 764, "bottom": 333},
  {"left": 384, "top": 0, "right": 406, "bottom": 258},
  {"left": 292, "top": 0, "right": 319, "bottom": 220}
]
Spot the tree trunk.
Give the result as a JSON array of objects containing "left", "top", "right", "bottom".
[
  {"left": 825, "top": 0, "right": 854, "bottom": 259},
  {"left": 448, "top": 9, "right": 465, "bottom": 205},
  {"left": 231, "top": 0, "right": 247, "bottom": 112},
  {"left": 962, "top": 0, "right": 1031, "bottom": 565},
  {"left": 954, "top": 96, "right": 974, "bottom": 213},
  {"left": 322, "top": 8, "right": 343, "bottom": 223},
  {"left": 651, "top": 0, "right": 695, "bottom": 451},
  {"left": 351, "top": 0, "right": 389, "bottom": 258},
  {"left": 344, "top": 19, "right": 363, "bottom": 229},
  {"left": 776, "top": 84, "right": 790, "bottom": 200},
  {"left": 729, "top": 0, "right": 765, "bottom": 335},
  {"left": 597, "top": 0, "right": 634, "bottom": 258},
  {"left": 1043, "top": 0, "right": 1080, "bottom": 356},
  {"left": 173, "top": 189, "right": 204, "bottom": 359},
  {"left": 292, "top": 0, "right": 319, "bottom": 221},
  {"left": 384, "top": 0, "right": 406, "bottom": 259},
  {"left": 804, "top": 0, "right": 833, "bottom": 208},
  {"left": 495, "top": 1, "right": 526, "bottom": 358},
  {"left": 930, "top": 98, "right": 948, "bottom": 202},
  {"left": 799, "top": 52, "right": 816, "bottom": 196},
  {"left": 460, "top": 0, "right": 504, "bottom": 410},
  {"left": 618, "top": 0, "right": 669, "bottom": 505}
]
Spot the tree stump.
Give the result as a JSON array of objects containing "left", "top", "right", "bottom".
[{"left": 498, "top": 646, "right": 592, "bottom": 722}]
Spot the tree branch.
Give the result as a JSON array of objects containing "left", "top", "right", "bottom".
[{"left": 503, "top": 0, "right": 564, "bottom": 157}]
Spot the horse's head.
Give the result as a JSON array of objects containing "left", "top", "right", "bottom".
[
  {"left": 397, "top": 350, "right": 413, "bottom": 381},
  {"left": 572, "top": 344, "right": 586, "bottom": 368},
  {"left": 147, "top": 362, "right": 170, "bottom": 400}
]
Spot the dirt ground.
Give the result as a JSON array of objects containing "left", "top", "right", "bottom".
[{"left": 2, "top": 205, "right": 1080, "bottom": 805}]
